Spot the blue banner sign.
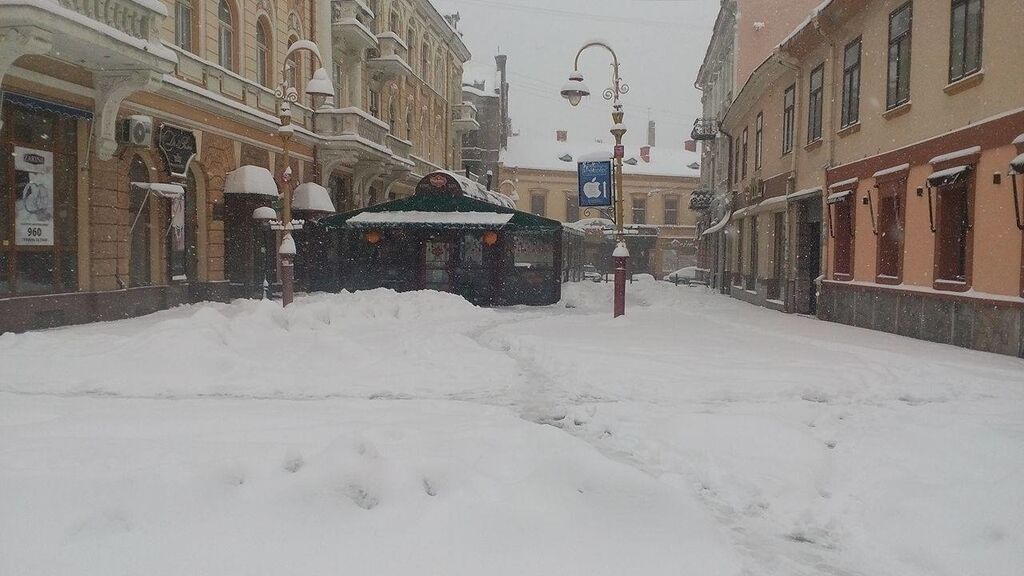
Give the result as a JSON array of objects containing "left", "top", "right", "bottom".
[{"left": 578, "top": 160, "right": 613, "bottom": 207}]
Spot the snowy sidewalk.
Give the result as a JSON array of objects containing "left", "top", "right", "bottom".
[{"left": 1, "top": 281, "right": 1022, "bottom": 576}]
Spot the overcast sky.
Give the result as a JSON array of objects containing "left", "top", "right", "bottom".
[{"left": 433, "top": 0, "right": 720, "bottom": 150}]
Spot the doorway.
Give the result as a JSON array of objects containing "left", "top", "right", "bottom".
[
  {"left": 423, "top": 239, "right": 453, "bottom": 292},
  {"left": 795, "top": 200, "right": 822, "bottom": 314}
]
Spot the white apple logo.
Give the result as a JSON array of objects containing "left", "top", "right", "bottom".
[{"left": 583, "top": 178, "right": 604, "bottom": 199}]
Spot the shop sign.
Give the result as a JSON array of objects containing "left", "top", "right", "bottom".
[
  {"left": 158, "top": 124, "right": 197, "bottom": 176},
  {"left": 578, "top": 159, "right": 613, "bottom": 208},
  {"left": 14, "top": 147, "right": 54, "bottom": 246}
]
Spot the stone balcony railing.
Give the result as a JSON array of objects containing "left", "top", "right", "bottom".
[
  {"left": 331, "top": 0, "right": 377, "bottom": 51},
  {"left": 171, "top": 47, "right": 313, "bottom": 130},
  {"left": 368, "top": 32, "right": 412, "bottom": 79},
  {"left": 57, "top": 0, "right": 164, "bottom": 43},
  {"left": 318, "top": 107, "right": 390, "bottom": 149},
  {"left": 386, "top": 134, "right": 412, "bottom": 161},
  {"left": 411, "top": 154, "right": 441, "bottom": 178},
  {"left": 453, "top": 101, "right": 480, "bottom": 132}
]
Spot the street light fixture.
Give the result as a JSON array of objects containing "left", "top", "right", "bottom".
[
  {"left": 562, "top": 42, "right": 631, "bottom": 318},
  {"left": 274, "top": 40, "right": 334, "bottom": 307}
]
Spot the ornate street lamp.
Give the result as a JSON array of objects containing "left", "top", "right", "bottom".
[
  {"left": 274, "top": 40, "right": 334, "bottom": 307},
  {"left": 561, "top": 42, "right": 630, "bottom": 317}
]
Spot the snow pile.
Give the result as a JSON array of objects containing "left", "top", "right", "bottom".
[
  {"left": 0, "top": 289, "right": 513, "bottom": 399},
  {"left": 2, "top": 280, "right": 1023, "bottom": 576}
]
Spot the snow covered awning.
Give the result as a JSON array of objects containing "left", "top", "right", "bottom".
[
  {"left": 788, "top": 186, "right": 822, "bottom": 201},
  {"left": 826, "top": 190, "right": 853, "bottom": 204},
  {"left": 293, "top": 183, "right": 335, "bottom": 213},
  {"left": 347, "top": 211, "right": 514, "bottom": 227},
  {"left": 927, "top": 165, "right": 972, "bottom": 188},
  {"left": 701, "top": 211, "right": 732, "bottom": 237},
  {"left": 224, "top": 166, "right": 279, "bottom": 197},
  {"left": 1010, "top": 153, "right": 1024, "bottom": 175},
  {"left": 828, "top": 177, "right": 859, "bottom": 191},
  {"left": 131, "top": 182, "right": 185, "bottom": 198}
]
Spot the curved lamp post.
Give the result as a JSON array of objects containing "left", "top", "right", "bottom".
[
  {"left": 274, "top": 40, "right": 334, "bottom": 307},
  {"left": 561, "top": 42, "right": 630, "bottom": 318}
]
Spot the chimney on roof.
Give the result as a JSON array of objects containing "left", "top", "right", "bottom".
[
  {"left": 684, "top": 139, "right": 697, "bottom": 152},
  {"left": 556, "top": 130, "right": 567, "bottom": 142},
  {"left": 647, "top": 120, "right": 656, "bottom": 147}
]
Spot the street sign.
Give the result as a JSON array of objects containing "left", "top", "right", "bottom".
[{"left": 578, "top": 160, "right": 613, "bottom": 208}]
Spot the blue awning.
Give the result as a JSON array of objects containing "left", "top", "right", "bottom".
[{"left": 2, "top": 91, "right": 93, "bottom": 120}]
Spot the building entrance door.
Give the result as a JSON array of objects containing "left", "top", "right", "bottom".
[
  {"left": 423, "top": 239, "right": 453, "bottom": 292},
  {"left": 795, "top": 200, "right": 822, "bottom": 314}
]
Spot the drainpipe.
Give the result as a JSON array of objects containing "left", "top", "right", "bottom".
[
  {"left": 718, "top": 123, "right": 735, "bottom": 292},
  {"left": 814, "top": 16, "right": 839, "bottom": 316},
  {"left": 776, "top": 50, "right": 802, "bottom": 311}
]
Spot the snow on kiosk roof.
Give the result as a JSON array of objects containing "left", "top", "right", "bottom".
[
  {"left": 318, "top": 171, "right": 560, "bottom": 232},
  {"left": 224, "top": 166, "right": 279, "bottom": 197}
]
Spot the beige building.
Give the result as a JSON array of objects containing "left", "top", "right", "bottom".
[
  {"left": 498, "top": 128, "right": 701, "bottom": 277},
  {"left": 704, "top": 0, "right": 1024, "bottom": 357},
  {"left": 0, "top": 0, "right": 474, "bottom": 332}
]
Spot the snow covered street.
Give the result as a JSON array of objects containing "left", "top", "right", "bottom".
[{"left": 2, "top": 280, "right": 1022, "bottom": 576}]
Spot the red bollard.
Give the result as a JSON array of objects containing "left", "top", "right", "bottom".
[
  {"left": 280, "top": 254, "right": 295, "bottom": 307},
  {"left": 612, "top": 242, "right": 629, "bottom": 318}
]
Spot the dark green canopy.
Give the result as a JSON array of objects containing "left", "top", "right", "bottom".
[{"left": 318, "top": 193, "right": 563, "bottom": 232}]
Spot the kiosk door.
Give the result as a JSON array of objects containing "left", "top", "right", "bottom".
[{"left": 423, "top": 239, "right": 453, "bottom": 292}]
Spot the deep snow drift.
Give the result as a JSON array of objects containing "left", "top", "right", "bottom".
[{"left": 2, "top": 280, "right": 1022, "bottom": 576}]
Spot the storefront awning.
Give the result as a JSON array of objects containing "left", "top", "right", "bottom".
[
  {"left": 927, "top": 165, "right": 972, "bottom": 188},
  {"left": 131, "top": 182, "right": 185, "bottom": 198},
  {"left": 3, "top": 91, "right": 93, "bottom": 120},
  {"left": 224, "top": 166, "right": 279, "bottom": 197},
  {"left": 826, "top": 190, "right": 852, "bottom": 204},
  {"left": 347, "top": 211, "right": 514, "bottom": 227},
  {"left": 788, "top": 186, "right": 822, "bottom": 201},
  {"left": 1010, "top": 153, "right": 1024, "bottom": 175},
  {"left": 701, "top": 211, "right": 731, "bottom": 237}
]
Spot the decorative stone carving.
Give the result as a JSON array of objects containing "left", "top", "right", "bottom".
[{"left": 93, "top": 70, "right": 162, "bottom": 160}]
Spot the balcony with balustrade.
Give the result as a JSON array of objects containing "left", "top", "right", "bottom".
[
  {"left": 453, "top": 101, "right": 480, "bottom": 133},
  {"left": 331, "top": 0, "right": 378, "bottom": 53},
  {"left": 368, "top": 32, "right": 413, "bottom": 81}
]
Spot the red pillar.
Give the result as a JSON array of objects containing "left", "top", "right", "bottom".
[{"left": 613, "top": 241, "right": 629, "bottom": 318}]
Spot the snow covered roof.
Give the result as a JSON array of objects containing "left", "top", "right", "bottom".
[
  {"left": 462, "top": 84, "right": 498, "bottom": 99},
  {"left": 348, "top": 211, "right": 514, "bottom": 226},
  {"left": 502, "top": 129, "right": 700, "bottom": 178},
  {"left": 1011, "top": 153, "right": 1024, "bottom": 175}
]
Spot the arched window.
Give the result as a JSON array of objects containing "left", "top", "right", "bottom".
[
  {"left": 286, "top": 36, "right": 300, "bottom": 96},
  {"left": 421, "top": 42, "right": 429, "bottom": 77},
  {"left": 128, "top": 156, "right": 152, "bottom": 287},
  {"left": 174, "top": 0, "right": 193, "bottom": 51},
  {"left": 218, "top": 0, "right": 234, "bottom": 70},
  {"left": 256, "top": 19, "right": 271, "bottom": 87}
]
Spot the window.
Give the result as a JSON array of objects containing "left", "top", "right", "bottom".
[
  {"left": 754, "top": 113, "right": 763, "bottom": 170},
  {"left": 406, "top": 108, "right": 413, "bottom": 140},
  {"left": 128, "top": 156, "right": 152, "bottom": 287},
  {"left": 782, "top": 84, "right": 795, "bottom": 154},
  {"left": 841, "top": 37, "right": 862, "bottom": 128},
  {"left": 887, "top": 2, "right": 913, "bottom": 109},
  {"left": 256, "top": 19, "right": 271, "bottom": 87},
  {"left": 741, "top": 127, "right": 748, "bottom": 181},
  {"left": 369, "top": 89, "right": 380, "bottom": 118},
  {"left": 949, "top": 0, "right": 983, "bottom": 82},
  {"left": 808, "top": 64, "right": 824, "bottom": 143},
  {"left": 632, "top": 197, "right": 646, "bottom": 224},
  {"left": 2, "top": 104, "right": 79, "bottom": 296},
  {"left": 664, "top": 197, "right": 679, "bottom": 225},
  {"left": 876, "top": 179, "right": 906, "bottom": 282},
  {"left": 286, "top": 36, "right": 299, "bottom": 93},
  {"left": 935, "top": 180, "right": 972, "bottom": 284},
  {"left": 565, "top": 196, "right": 579, "bottom": 223},
  {"left": 734, "top": 145, "right": 741, "bottom": 186},
  {"left": 530, "top": 193, "right": 546, "bottom": 217},
  {"left": 175, "top": 0, "right": 193, "bottom": 51},
  {"left": 747, "top": 216, "right": 758, "bottom": 290},
  {"left": 390, "top": 11, "right": 400, "bottom": 33},
  {"left": 421, "top": 42, "right": 429, "bottom": 77},
  {"left": 218, "top": 0, "right": 234, "bottom": 70},
  {"left": 831, "top": 195, "right": 854, "bottom": 277}
]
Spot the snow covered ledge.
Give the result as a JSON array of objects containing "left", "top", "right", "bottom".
[{"left": 0, "top": 0, "right": 176, "bottom": 158}]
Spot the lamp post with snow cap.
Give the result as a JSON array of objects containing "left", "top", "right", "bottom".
[
  {"left": 275, "top": 40, "right": 334, "bottom": 307},
  {"left": 561, "top": 42, "right": 630, "bottom": 317}
]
